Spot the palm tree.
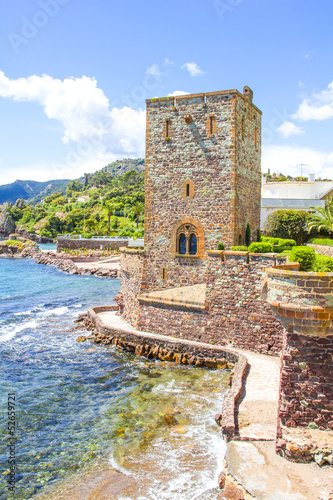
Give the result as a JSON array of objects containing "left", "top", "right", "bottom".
[
  {"left": 129, "top": 202, "right": 145, "bottom": 229},
  {"left": 104, "top": 200, "right": 116, "bottom": 234},
  {"left": 308, "top": 198, "right": 333, "bottom": 235}
]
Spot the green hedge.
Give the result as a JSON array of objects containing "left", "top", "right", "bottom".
[
  {"left": 314, "top": 254, "right": 333, "bottom": 272},
  {"left": 310, "top": 238, "right": 333, "bottom": 248},
  {"left": 288, "top": 246, "right": 315, "bottom": 271},
  {"left": 262, "top": 236, "right": 296, "bottom": 248},
  {"left": 230, "top": 245, "right": 248, "bottom": 251},
  {"left": 248, "top": 241, "right": 274, "bottom": 253},
  {"left": 217, "top": 242, "right": 225, "bottom": 250}
]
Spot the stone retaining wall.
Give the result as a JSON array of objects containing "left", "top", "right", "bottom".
[
  {"left": 120, "top": 248, "right": 285, "bottom": 354},
  {"left": 57, "top": 238, "right": 129, "bottom": 252},
  {"left": 87, "top": 306, "right": 247, "bottom": 440},
  {"left": 307, "top": 243, "right": 333, "bottom": 258},
  {"left": 205, "top": 252, "right": 284, "bottom": 354}
]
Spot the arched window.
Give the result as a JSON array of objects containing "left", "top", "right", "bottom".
[
  {"left": 171, "top": 219, "right": 204, "bottom": 259},
  {"left": 179, "top": 233, "right": 187, "bottom": 254},
  {"left": 189, "top": 233, "right": 197, "bottom": 255},
  {"left": 239, "top": 234, "right": 242, "bottom": 245}
]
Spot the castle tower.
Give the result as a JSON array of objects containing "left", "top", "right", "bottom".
[{"left": 142, "top": 87, "right": 262, "bottom": 293}]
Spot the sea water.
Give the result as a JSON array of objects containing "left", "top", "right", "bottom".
[{"left": 0, "top": 257, "right": 228, "bottom": 499}]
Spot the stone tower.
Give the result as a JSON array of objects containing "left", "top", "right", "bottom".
[{"left": 142, "top": 87, "right": 262, "bottom": 293}]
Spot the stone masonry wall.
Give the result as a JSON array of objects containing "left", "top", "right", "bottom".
[
  {"left": 235, "top": 93, "right": 261, "bottom": 244},
  {"left": 143, "top": 89, "right": 262, "bottom": 294},
  {"left": 279, "top": 333, "right": 333, "bottom": 430},
  {"left": 267, "top": 268, "right": 333, "bottom": 430},
  {"left": 121, "top": 249, "right": 284, "bottom": 354},
  {"left": 205, "top": 252, "right": 284, "bottom": 354},
  {"left": 138, "top": 302, "right": 207, "bottom": 341},
  {"left": 57, "top": 238, "right": 129, "bottom": 252},
  {"left": 120, "top": 248, "right": 144, "bottom": 327}
]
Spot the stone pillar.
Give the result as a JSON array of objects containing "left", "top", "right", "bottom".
[{"left": 266, "top": 267, "right": 333, "bottom": 460}]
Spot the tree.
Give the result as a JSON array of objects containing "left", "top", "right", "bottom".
[
  {"left": 307, "top": 198, "right": 333, "bottom": 236},
  {"left": 67, "top": 179, "right": 83, "bottom": 193},
  {"left": 264, "top": 210, "right": 308, "bottom": 245},
  {"left": 245, "top": 223, "right": 251, "bottom": 246},
  {"left": 129, "top": 202, "right": 145, "bottom": 229},
  {"left": 104, "top": 200, "right": 117, "bottom": 233}
]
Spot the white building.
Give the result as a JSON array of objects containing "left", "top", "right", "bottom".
[{"left": 261, "top": 174, "right": 333, "bottom": 229}]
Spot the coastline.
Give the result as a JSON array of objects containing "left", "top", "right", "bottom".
[{"left": 2, "top": 253, "right": 332, "bottom": 499}]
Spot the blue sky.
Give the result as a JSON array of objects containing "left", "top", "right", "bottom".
[{"left": 0, "top": 0, "right": 333, "bottom": 184}]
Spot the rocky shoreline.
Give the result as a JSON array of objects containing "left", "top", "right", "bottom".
[{"left": 34, "top": 252, "right": 120, "bottom": 278}]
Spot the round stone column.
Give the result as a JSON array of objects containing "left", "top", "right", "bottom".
[{"left": 266, "top": 267, "right": 333, "bottom": 460}]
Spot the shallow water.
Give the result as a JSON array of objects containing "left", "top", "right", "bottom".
[{"left": 0, "top": 258, "right": 228, "bottom": 499}]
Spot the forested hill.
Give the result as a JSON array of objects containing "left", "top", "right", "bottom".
[
  {"left": 0, "top": 159, "right": 145, "bottom": 205},
  {"left": 0, "top": 179, "right": 71, "bottom": 205}
]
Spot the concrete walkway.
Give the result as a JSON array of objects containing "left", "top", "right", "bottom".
[{"left": 227, "top": 349, "right": 333, "bottom": 500}]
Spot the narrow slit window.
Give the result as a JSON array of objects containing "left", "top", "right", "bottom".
[
  {"left": 186, "top": 183, "right": 190, "bottom": 197},
  {"left": 254, "top": 127, "right": 258, "bottom": 148},
  {"left": 166, "top": 120, "right": 170, "bottom": 138},
  {"left": 241, "top": 116, "right": 245, "bottom": 140},
  {"left": 210, "top": 116, "right": 213, "bottom": 135}
]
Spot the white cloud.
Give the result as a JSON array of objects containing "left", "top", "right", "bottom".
[
  {"left": 298, "top": 80, "right": 305, "bottom": 88},
  {"left": 277, "top": 121, "right": 305, "bottom": 138},
  {"left": 167, "top": 90, "right": 190, "bottom": 97},
  {"left": 163, "top": 58, "right": 175, "bottom": 66},
  {"left": 181, "top": 62, "right": 204, "bottom": 77},
  {"left": 262, "top": 144, "right": 333, "bottom": 178},
  {"left": 293, "top": 81, "right": 333, "bottom": 121},
  {"left": 145, "top": 63, "right": 162, "bottom": 76},
  {"left": 0, "top": 71, "right": 146, "bottom": 179}
]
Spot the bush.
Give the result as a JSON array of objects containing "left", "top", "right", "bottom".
[
  {"left": 248, "top": 241, "right": 274, "bottom": 253},
  {"left": 245, "top": 223, "right": 251, "bottom": 246},
  {"left": 262, "top": 236, "right": 280, "bottom": 245},
  {"left": 230, "top": 245, "right": 248, "bottom": 251},
  {"left": 273, "top": 246, "right": 293, "bottom": 253},
  {"left": 314, "top": 254, "right": 333, "bottom": 272},
  {"left": 264, "top": 210, "right": 308, "bottom": 244},
  {"left": 288, "top": 246, "right": 315, "bottom": 271},
  {"left": 310, "top": 238, "right": 333, "bottom": 247},
  {"left": 217, "top": 242, "right": 225, "bottom": 250}
]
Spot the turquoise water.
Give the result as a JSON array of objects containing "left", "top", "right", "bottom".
[
  {"left": 37, "top": 243, "right": 57, "bottom": 251},
  {"left": 0, "top": 258, "right": 228, "bottom": 499}
]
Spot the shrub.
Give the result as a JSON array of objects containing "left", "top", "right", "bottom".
[
  {"left": 245, "top": 223, "right": 251, "bottom": 246},
  {"left": 262, "top": 236, "right": 280, "bottom": 245},
  {"left": 273, "top": 246, "right": 293, "bottom": 253},
  {"left": 217, "top": 242, "right": 225, "bottom": 250},
  {"left": 230, "top": 245, "right": 248, "bottom": 251},
  {"left": 264, "top": 210, "right": 308, "bottom": 244},
  {"left": 314, "top": 254, "right": 333, "bottom": 272},
  {"left": 248, "top": 241, "right": 274, "bottom": 253},
  {"left": 288, "top": 246, "right": 315, "bottom": 271},
  {"left": 310, "top": 238, "right": 333, "bottom": 247},
  {"left": 256, "top": 229, "right": 261, "bottom": 242},
  {"left": 5, "top": 240, "right": 21, "bottom": 247}
]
